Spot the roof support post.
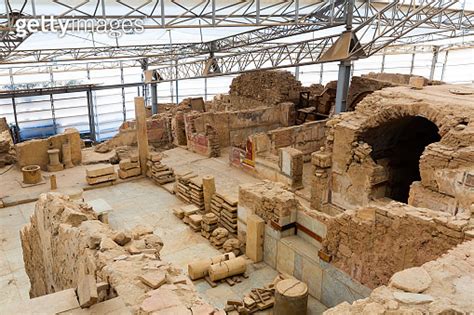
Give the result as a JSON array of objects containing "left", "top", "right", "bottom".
[
  {"left": 334, "top": 60, "right": 352, "bottom": 114},
  {"left": 430, "top": 46, "right": 440, "bottom": 80}
]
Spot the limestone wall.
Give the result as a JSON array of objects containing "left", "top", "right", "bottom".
[
  {"left": 239, "top": 181, "right": 474, "bottom": 292},
  {"left": 0, "top": 117, "right": 15, "bottom": 167},
  {"left": 311, "top": 85, "right": 474, "bottom": 216},
  {"left": 324, "top": 240, "right": 474, "bottom": 314},
  {"left": 187, "top": 104, "right": 293, "bottom": 149},
  {"left": 265, "top": 120, "right": 327, "bottom": 160},
  {"left": 15, "top": 128, "right": 82, "bottom": 170},
  {"left": 95, "top": 114, "right": 173, "bottom": 153},
  {"left": 21, "top": 193, "right": 215, "bottom": 314},
  {"left": 320, "top": 201, "right": 473, "bottom": 288},
  {"left": 206, "top": 94, "right": 271, "bottom": 112},
  {"left": 229, "top": 70, "right": 302, "bottom": 105},
  {"left": 238, "top": 182, "right": 372, "bottom": 308}
]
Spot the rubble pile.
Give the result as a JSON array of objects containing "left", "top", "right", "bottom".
[
  {"left": 175, "top": 172, "right": 205, "bottom": 211},
  {"left": 146, "top": 152, "right": 175, "bottom": 185},
  {"left": 209, "top": 193, "right": 238, "bottom": 234},
  {"left": 222, "top": 238, "right": 242, "bottom": 256},
  {"left": 201, "top": 213, "right": 219, "bottom": 239},
  {"left": 20, "top": 193, "right": 218, "bottom": 313},
  {"left": 224, "top": 275, "right": 294, "bottom": 314},
  {"left": 210, "top": 227, "right": 229, "bottom": 249},
  {"left": 117, "top": 155, "right": 141, "bottom": 179}
]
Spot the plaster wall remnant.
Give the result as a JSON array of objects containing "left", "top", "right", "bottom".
[{"left": 20, "top": 193, "right": 218, "bottom": 314}]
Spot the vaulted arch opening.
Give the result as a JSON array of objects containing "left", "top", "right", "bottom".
[{"left": 360, "top": 116, "right": 441, "bottom": 203}]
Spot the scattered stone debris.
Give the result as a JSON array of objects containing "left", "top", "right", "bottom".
[{"left": 145, "top": 152, "right": 175, "bottom": 184}]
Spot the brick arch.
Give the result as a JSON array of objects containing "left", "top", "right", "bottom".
[
  {"left": 358, "top": 113, "right": 441, "bottom": 203},
  {"left": 357, "top": 104, "right": 455, "bottom": 138}
]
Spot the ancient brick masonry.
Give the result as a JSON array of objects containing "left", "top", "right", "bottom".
[
  {"left": 239, "top": 181, "right": 298, "bottom": 226},
  {"left": 95, "top": 114, "right": 173, "bottom": 153},
  {"left": 312, "top": 85, "right": 474, "bottom": 215},
  {"left": 20, "top": 193, "right": 218, "bottom": 313},
  {"left": 324, "top": 240, "right": 474, "bottom": 314},
  {"left": 239, "top": 180, "right": 474, "bottom": 291},
  {"left": 319, "top": 201, "right": 473, "bottom": 288},
  {"left": 229, "top": 70, "right": 302, "bottom": 105}
]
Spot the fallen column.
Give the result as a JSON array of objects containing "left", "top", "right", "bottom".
[
  {"left": 208, "top": 256, "right": 247, "bottom": 282},
  {"left": 187, "top": 252, "right": 236, "bottom": 280}
]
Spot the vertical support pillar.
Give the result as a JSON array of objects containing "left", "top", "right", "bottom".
[
  {"left": 134, "top": 97, "right": 149, "bottom": 175},
  {"left": 441, "top": 50, "right": 449, "bottom": 82},
  {"left": 11, "top": 97, "right": 19, "bottom": 137},
  {"left": 410, "top": 47, "right": 416, "bottom": 75},
  {"left": 334, "top": 60, "right": 352, "bottom": 114},
  {"left": 175, "top": 59, "right": 179, "bottom": 104},
  {"left": 202, "top": 175, "right": 216, "bottom": 213},
  {"left": 430, "top": 46, "right": 440, "bottom": 81},
  {"left": 49, "top": 66, "right": 57, "bottom": 134},
  {"left": 151, "top": 82, "right": 158, "bottom": 115},
  {"left": 295, "top": 66, "right": 300, "bottom": 81},
  {"left": 381, "top": 51, "right": 386, "bottom": 73},
  {"left": 86, "top": 89, "right": 96, "bottom": 142},
  {"left": 333, "top": 0, "right": 353, "bottom": 114},
  {"left": 120, "top": 62, "right": 126, "bottom": 121},
  {"left": 204, "top": 77, "right": 208, "bottom": 101},
  {"left": 319, "top": 63, "right": 324, "bottom": 84}
]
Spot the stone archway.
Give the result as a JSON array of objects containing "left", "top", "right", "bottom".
[{"left": 360, "top": 115, "right": 441, "bottom": 203}]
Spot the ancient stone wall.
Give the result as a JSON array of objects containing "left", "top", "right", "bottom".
[
  {"left": 346, "top": 76, "right": 394, "bottom": 111},
  {"left": 229, "top": 70, "right": 302, "bottom": 106},
  {"left": 324, "top": 240, "right": 474, "bottom": 314},
  {"left": 21, "top": 193, "right": 215, "bottom": 313},
  {"left": 361, "top": 72, "right": 434, "bottom": 86},
  {"left": 239, "top": 181, "right": 474, "bottom": 291},
  {"left": 15, "top": 128, "right": 82, "bottom": 170},
  {"left": 311, "top": 85, "right": 474, "bottom": 215},
  {"left": 0, "top": 117, "right": 15, "bottom": 167},
  {"left": 187, "top": 104, "right": 293, "bottom": 149},
  {"left": 319, "top": 201, "right": 473, "bottom": 288},
  {"left": 265, "top": 120, "right": 327, "bottom": 160},
  {"left": 206, "top": 94, "right": 271, "bottom": 112},
  {"left": 95, "top": 114, "right": 173, "bottom": 153}
]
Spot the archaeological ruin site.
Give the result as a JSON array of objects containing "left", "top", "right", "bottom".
[{"left": 0, "top": 1, "right": 473, "bottom": 314}]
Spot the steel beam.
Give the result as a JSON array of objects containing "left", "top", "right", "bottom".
[
  {"left": 86, "top": 88, "right": 96, "bottom": 142},
  {"left": 334, "top": 60, "right": 351, "bottom": 114},
  {"left": 3, "top": 0, "right": 473, "bottom": 65},
  {"left": 151, "top": 82, "right": 158, "bottom": 114},
  {"left": 1, "top": 0, "right": 337, "bottom": 28}
]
